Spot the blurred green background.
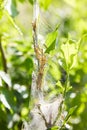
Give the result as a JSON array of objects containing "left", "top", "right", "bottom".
[{"left": 0, "top": 0, "right": 87, "bottom": 130}]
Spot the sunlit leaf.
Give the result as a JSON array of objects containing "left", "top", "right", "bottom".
[
  {"left": 0, "top": 93, "right": 11, "bottom": 110},
  {"left": 4, "top": 10, "right": 23, "bottom": 36},
  {"left": 39, "top": 0, "right": 52, "bottom": 10},
  {"left": 45, "top": 30, "right": 58, "bottom": 53},
  {"left": 77, "top": 103, "right": 85, "bottom": 115},
  {"left": 0, "top": 8, "right": 3, "bottom": 19},
  {"left": 5, "top": 0, "right": 18, "bottom": 17},
  {"left": 48, "top": 60, "right": 61, "bottom": 80},
  {"left": 45, "top": 39, "right": 56, "bottom": 53},
  {"left": 21, "top": 107, "right": 28, "bottom": 117},
  {"left": 60, "top": 39, "right": 78, "bottom": 71},
  {"left": 63, "top": 106, "right": 77, "bottom": 125},
  {"left": 51, "top": 126, "right": 58, "bottom": 130},
  {"left": 18, "top": 0, "right": 25, "bottom": 3},
  {"left": 0, "top": 0, "right": 4, "bottom": 19},
  {"left": 56, "top": 80, "right": 64, "bottom": 92},
  {"left": 0, "top": 71, "right": 12, "bottom": 87},
  {"left": 0, "top": 77, "right": 2, "bottom": 86}
]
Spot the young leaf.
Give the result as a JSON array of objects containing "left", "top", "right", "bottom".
[
  {"left": 56, "top": 81, "right": 64, "bottom": 92},
  {"left": 4, "top": 10, "right": 23, "bottom": 36},
  {"left": 51, "top": 126, "right": 58, "bottom": 130},
  {"left": 60, "top": 40, "right": 78, "bottom": 71},
  {"left": 61, "top": 106, "right": 77, "bottom": 129},
  {"left": 47, "top": 126, "right": 58, "bottom": 130},
  {"left": 48, "top": 60, "right": 61, "bottom": 80},
  {"left": 39, "top": 0, "right": 52, "bottom": 10},
  {"left": 45, "top": 39, "right": 56, "bottom": 53},
  {"left": 45, "top": 30, "right": 58, "bottom": 53}
]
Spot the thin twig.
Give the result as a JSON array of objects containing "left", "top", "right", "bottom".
[
  {"left": 64, "top": 72, "right": 70, "bottom": 98},
  {"left": 37, "top": 104, "right": 49, "bottom": 128},
  {"left": 53, "top": 99, "right": 64, "bottom": 125}
]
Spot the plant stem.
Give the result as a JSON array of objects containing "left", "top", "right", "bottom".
[
  {"left": 0, "top": 36, "right": 7, "bottom": 73},
  {"left": 64, "top": 71, "right": 69, "bottom": 98},
  {"left": 53, "top": 99, "right": 64, "bottom": 126},
  {"left": 37, "top": 105, "right": 48, "bottom": 128}
]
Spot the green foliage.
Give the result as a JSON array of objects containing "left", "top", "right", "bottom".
[
  {"left": 0, "top": 0, "right": 87, "bottom": 130},
  {"left": 60, "top": 37, "right": 78, "bottom": 72},
  {"left": 39, "top": 0, "right": 52, "bottom": 10},
  {"left": 45, "top": 29, "right": 58, "bottom": 53},
  {"left": 28, "top": 0, "right": 33, "bottom": 5}
]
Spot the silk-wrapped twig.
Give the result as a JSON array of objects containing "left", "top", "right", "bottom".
[{"left": 32, "top": 0, "right": 46, "bottom": 91}]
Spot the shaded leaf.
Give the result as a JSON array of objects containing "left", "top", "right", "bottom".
[
  {"left": 0, "top": 102, "right": 7, "bottom": 121},
  {"left": 0, "top": 87, "right": 17, "bottom": 111},
  {"left": 28, "top": 0, "right": 34, "bottom": 4}
]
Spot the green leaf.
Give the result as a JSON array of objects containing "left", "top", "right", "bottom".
[
  {"left": 45, "top": 39, "right": 56, "bottom": 53},
  {"left": 0, "top": 0, "right": 4, "bottom": 9},
  {"left": 51, "top": 126, "right": 58, "bottom": 130},
  {"left": 0, "top": 10, "right": 3, "bottom": 19},
  {"left": 45, "top": 30, "right": 58, "bottom": 53},
  {"left": 63, "top": 106, "right": 77, "bottom": 125},
  {"left": 48, "top": 60, "right": 61, "bottom": 80},
  {"left": 47, "top": 126, "right": 58, "bottom": 130},
  {"left": 0, "top": 77, "right": 2, "bottom": 86},
  {"left": 5, "top": 0, "right": 18, "bottom": 17},
  {"left": 28, "top": 0, "right": 33, "bottom": 4},
  {"left": 56, "top": 81, "right": 64, "bottom": 92},
  {"left": 18, "top": 0, "right": 25, "bottom": 3},
  {"left": 22, "top": 58, "right": 33, "bottom": 72},
  {"left": 4, "top": 10, "right": 23, "bottom": 36},
  {"left": 0, "top": 71, "right": 12, "bottom": 87},
  {"left": 0, "top": 0, "right": 4, "bottom": 19},
  {"left": 0, "top": 102, "right": 7, "bottom": 121},
  {"left": 60, "top": 39, "right": 78, "bottom": 71},
  {"left": 39, "top": 0, "right": 52, "bottom": 10},
  {"left": 0, "top": 88, "right": 17, "bottom": 111}
]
